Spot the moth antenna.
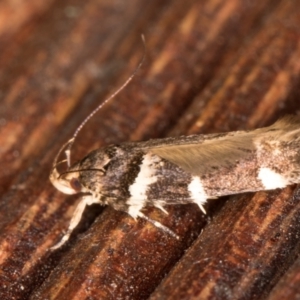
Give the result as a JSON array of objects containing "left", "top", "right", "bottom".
[{"left": 65, "top": 35, "right": 146, "bottom": 167}]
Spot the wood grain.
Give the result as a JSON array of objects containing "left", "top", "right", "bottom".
[{"left": 1, "top": 0, "right": 300, "bottom": 299}]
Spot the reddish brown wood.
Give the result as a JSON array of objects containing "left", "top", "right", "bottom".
[
  {"left": 268, "top": 252, "right": 300, "bottom": 300},
  {"left": 1, "top": 0, "right": 300, "bottom": 299},
  {"left": 0, "top": 0, "right": 56, "bottom": 44}
]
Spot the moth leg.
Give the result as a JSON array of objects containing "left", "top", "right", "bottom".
[
  {"left": 51, "top": 195, "right": 99, "bottom": 250},
  {"left": 128, "top": 204, "right": 178, "bottom": 239},
  {"left": 195, "top": 202, "right": 207, "bottom": 214},
  {"left": 154, "top": 203, "right": 169, "bottom": 215},
  {"left": 136, "top": 211, "right": 180, "bottom": 240}
]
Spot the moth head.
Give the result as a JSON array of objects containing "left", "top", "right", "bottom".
[
  {"left": 50, "top": 147, "right": 112, "bottom": 195},
  {"left": 50, "top": 167, "right": 82, "bottom": 195},
  {"left": 50, "top": 138, "right": 84, "bottom": 195},
  {"left": 49, "top": 37, "right": 146, "bottom": 195}
]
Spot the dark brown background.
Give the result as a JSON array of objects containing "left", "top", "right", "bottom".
[{"left": 1, "top": 0, "right": 300, "bottom": 299}]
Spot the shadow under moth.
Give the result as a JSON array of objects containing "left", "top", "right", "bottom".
[{"left": 49, "top": 44, "right": 300, "bottom": 250}]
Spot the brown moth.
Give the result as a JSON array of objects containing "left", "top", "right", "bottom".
[{"left": 50, "top": 38, "right": 300, "bottom": 249}]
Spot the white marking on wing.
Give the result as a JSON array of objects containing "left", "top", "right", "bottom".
[
  {"left": 188, "top": 176, "right": 208, "bottom": 214},
  {"left": 258, "top": 167, "right": 289, "bottom": 189},
  {"left": 127, "top": 153, "right": 160, "bottom": 218}
]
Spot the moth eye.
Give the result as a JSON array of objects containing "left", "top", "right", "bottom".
[{"left": 70, "top": 177, "right": 82, "bottom": 192}]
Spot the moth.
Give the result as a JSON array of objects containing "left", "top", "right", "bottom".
[{"left": 50, "top": 41, "right": 300, "bottom": 249}]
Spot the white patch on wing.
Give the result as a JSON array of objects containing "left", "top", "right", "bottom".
[
  {"left": 258, "top": 167, "right": 289, "bottom": 189},
  {"left": 188, "top": 176, "right": 208, "bottom": 213},
  {"left": 127, "top": 153, "right": 160, "bottom": 219}
]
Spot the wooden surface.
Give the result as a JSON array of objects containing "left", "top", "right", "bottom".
[{"left": 1, "top": 0, "right": 300, "bottom": 299}]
